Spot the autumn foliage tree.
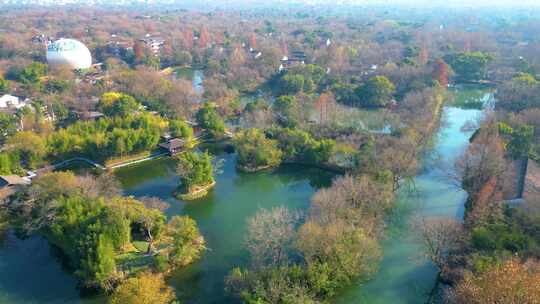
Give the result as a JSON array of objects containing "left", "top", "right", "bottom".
[
  {"left": 183, "top": 28, "right": 194, "bottom": 50},
  {"left": 248, "top": 32, "right": 257, "bottom": 50},
  {"left": 432, "top": 58, "right": 449, "bottom": 87},
  {"left": 198, "top": 27, "right": 210, "bottom": 49},
  {"left": 110, "top": 272, "right": 176, "bottom": 304},
  {"left": 133, "top": 41, "right": 145, "bottom": 63},
  {"left": 453, "top": 259, "right": 540, "bottom": 304},
  {"left": 314, "top": 92, "right": 335, "bottom": 124}
]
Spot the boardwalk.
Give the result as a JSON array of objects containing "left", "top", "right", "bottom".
[{"left": 35, "top": 134, "right": 210, "bottom": 176}]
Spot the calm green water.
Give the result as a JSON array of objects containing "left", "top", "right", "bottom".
[
  {"left": 116, "top": 153, "right": 334, "bottom": 303},
  {"left": 335, "top": 85, "right": 492, "bottom": 304},
  {"left": 0, "top": 85, "right": 492, "bottom": 304}
]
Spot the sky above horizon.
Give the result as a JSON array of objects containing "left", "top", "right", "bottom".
[
  {"left": 3, "top": 0, "right": 540, "bottom": 8},
  {"left": 296, "top": 0, "right": 540, "bottom": 7}
]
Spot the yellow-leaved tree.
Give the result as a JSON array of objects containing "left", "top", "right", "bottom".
[{"left": 110, "top": 272, "right": 176, "bottom": 304}]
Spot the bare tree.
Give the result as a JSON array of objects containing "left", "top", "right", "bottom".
[
  {"left": 414, "top": 217, "right": 464, "bottom": 274},
  {"left": 139, "top": 196, "right": 170, "bottom": 212},
  {"left": 245, "top": 206, "right": 301, "bottom": 268}
]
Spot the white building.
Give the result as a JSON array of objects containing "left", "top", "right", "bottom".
[
  {"left": 0, "top": 95, "right": 29, "bottom": 110},
  {"left": 46, "top": 38, "right": 92, "bottom": 70},
  {"left": 0, "top": 94, "right": 20, "bottom": 108}
]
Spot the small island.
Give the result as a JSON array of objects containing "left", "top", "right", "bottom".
[
  {"left": 175, "top": 151, "right": 215, "bottom": 200},
  {"left": 233, "top": 128, "right": 283, "bottom": 172},
  {"left": 7, "top": 171, "right": 206, "bottom": 292}
]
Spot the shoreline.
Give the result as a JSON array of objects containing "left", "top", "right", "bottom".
[{"left": 175, "top": 181, "right": 216, "bottom": 200}]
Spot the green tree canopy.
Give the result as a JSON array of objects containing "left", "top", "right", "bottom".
[
  {"left": 355, "top": 76, "right": 396, "bottom": 108},
  {"left": 6, "top": 131, "right": 47, "bottom": 169},
  {"left": 165, "top": 216, "right": 205, "bottom": 267},
  {"left": 234, "top": 128, "right": 283, "bottom": 170},
  {"left": 0, "top": 75, "right": 9, "bottom": 94},
  {"left": 98, "top": 92, "right": 141, "bottom": 117},
  {"left": 445, "top": 52, "right": 494, "bottom": 82},
  {"left": 169, "top": 119, "right": 193, "bottom": 140},
  {"left": 19, "top": 62, "right": 48, "bottom": 84},
  {"left": 176, "top": 151, "right": 214, "bottom": 193},
  {"left": 196, "top": 103, "right": 225, "bottom": 137}
]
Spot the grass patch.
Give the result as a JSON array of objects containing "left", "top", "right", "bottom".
[
  {"left": 132, "top": 241, "right": 149, "bottom": 253},
  {"left": 115, "top": 251, "right": 155, "bottom": 274}
]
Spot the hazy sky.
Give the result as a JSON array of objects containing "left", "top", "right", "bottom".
[{"left": 324, "top": 0, "right": 540, "bottom": 7}]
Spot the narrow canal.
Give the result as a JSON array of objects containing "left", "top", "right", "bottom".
[{"left": 336, "top": 85, "right": 492, "bottom": 304}]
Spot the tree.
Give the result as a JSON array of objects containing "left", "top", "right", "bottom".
[
  {"left": 377, "top": 136, "right": 419, "bottom": 191},
  {"left": 131, "top": 204, "right": 166, "bottom": 255},
  {"left": 98, "top": 92, "right": 141, "bottom": 117},
  {"left": 506, "top": 124, "right": 534, "bottom": 159},
  {"left": 0, "top": 152, "right": 21, "bottom": 175},
  {"left": 246, "top": 207, "right": 300, "bottom": 268},
  {"left": 309, "top": 175, "right": 393, "bottom": 228},
  {"left": 173, "top": 50, "right": 192, "bottom": 66},
  {"left": 50, "top": 195, "right": 127, "bottom": 287},
  {"left": 457, "top": 122, "right": 506, "bottom": 196},
  {"left": 165, "top": 216, "right": 205, "bottom": 267},
  {"left": 19, "top": 62, "right": 47, "bottom": 84},
  {"left": 176, "top": 151, "right": 214, "bottom": 193},
  {"left": 432, "top": 58, "right": 449, "bottom": 87},
  {"left": 182, "top": 28, "right": 194, "bottom": 50},
  {"left": 169, "top": 119, "right": 193, "bottom": 140},
  {"left": 297, "top": 219, "right": 382, "bottom": 297},
  {"left": 415, "top": 217, "right": 463, "bottom": 277},
  {"left": 314, "top": 92, "right": 335, "bottom": 124},
  {"left": 248, "top": 32, "right": 257, "bottom": 49},
  {"left": 6, "top": 131, "right": 46, "bottom": 169},
  {"left": 195, "top": 103, "right": 225, "bottom": 137},
  {"left": 198, "top": 27, "right": 211, "bottom": 49},
  {"left": 273, "top": 95, "right": 300, "bottom": 127},
  {"left": 233, "top": 128, "right": 283, "bottom": 170},
  {"left": 453, "top": 259, "right": 540, "bottom": 304},
  {"left": 355, "top": 76, "right": 396, "bottom": 107},
  {"left": 226, "top": 264, "right": 317, "bottom": 304},
  {"left": 0, "top": 113, "right": 17, "bottom": 142},
  {"left": 445, "top": 52, "right": 493, "bottom": 82},
  {"left": 0, "top": 75, "right": 9, "bottom": 94},
  {"left": 133, "top": 41, "right": 145, "bottom": 63},
  {"left": 110, "top": 271, "right": 176, "bottom": 304},
  {"left": 269, "top": 127, "right": 336, "bottom": 164}
]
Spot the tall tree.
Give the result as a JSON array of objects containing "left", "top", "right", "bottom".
[
  {"left": 198, "top": 27, "right": 211, "bottom": 49},
  {"left": 432, "top": 58, "right": 449, "bottom": 87}
]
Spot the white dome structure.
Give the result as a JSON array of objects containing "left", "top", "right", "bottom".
[{"left": 46, "top": 38, "right": 92, "bottom": 70}]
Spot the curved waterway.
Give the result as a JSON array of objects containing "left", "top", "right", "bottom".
[
  {"left": 0, "top": 85, "right": 492, "bottom": 304},
  {"left": 336, "top": 85, "right": 492, "bottom": 304}
]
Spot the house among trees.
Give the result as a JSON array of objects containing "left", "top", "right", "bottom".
[
  {"left": 74, "top": 111, "right": 105, "bottom": 121},
  {"left": 106, "top": 36, "right": 134, "bottom": 57},
  {"left": 0, "top": 94, "right": 27, "bottom": 110},
  {"left": 279, "top": 50, "right": 307, "bottom": 72},
  {"left": 159, "top": 138, "right": 186, "bottom": 155},
  {"left": 139, "top": 34, "right": 165, "bottom": 55},
  {"left": 0, "top": 175, "right": 30, "bottom": 201}
]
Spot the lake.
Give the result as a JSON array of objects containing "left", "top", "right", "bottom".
[{"left": 0, "top": 85, "right": 493, "bottom": 304}]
